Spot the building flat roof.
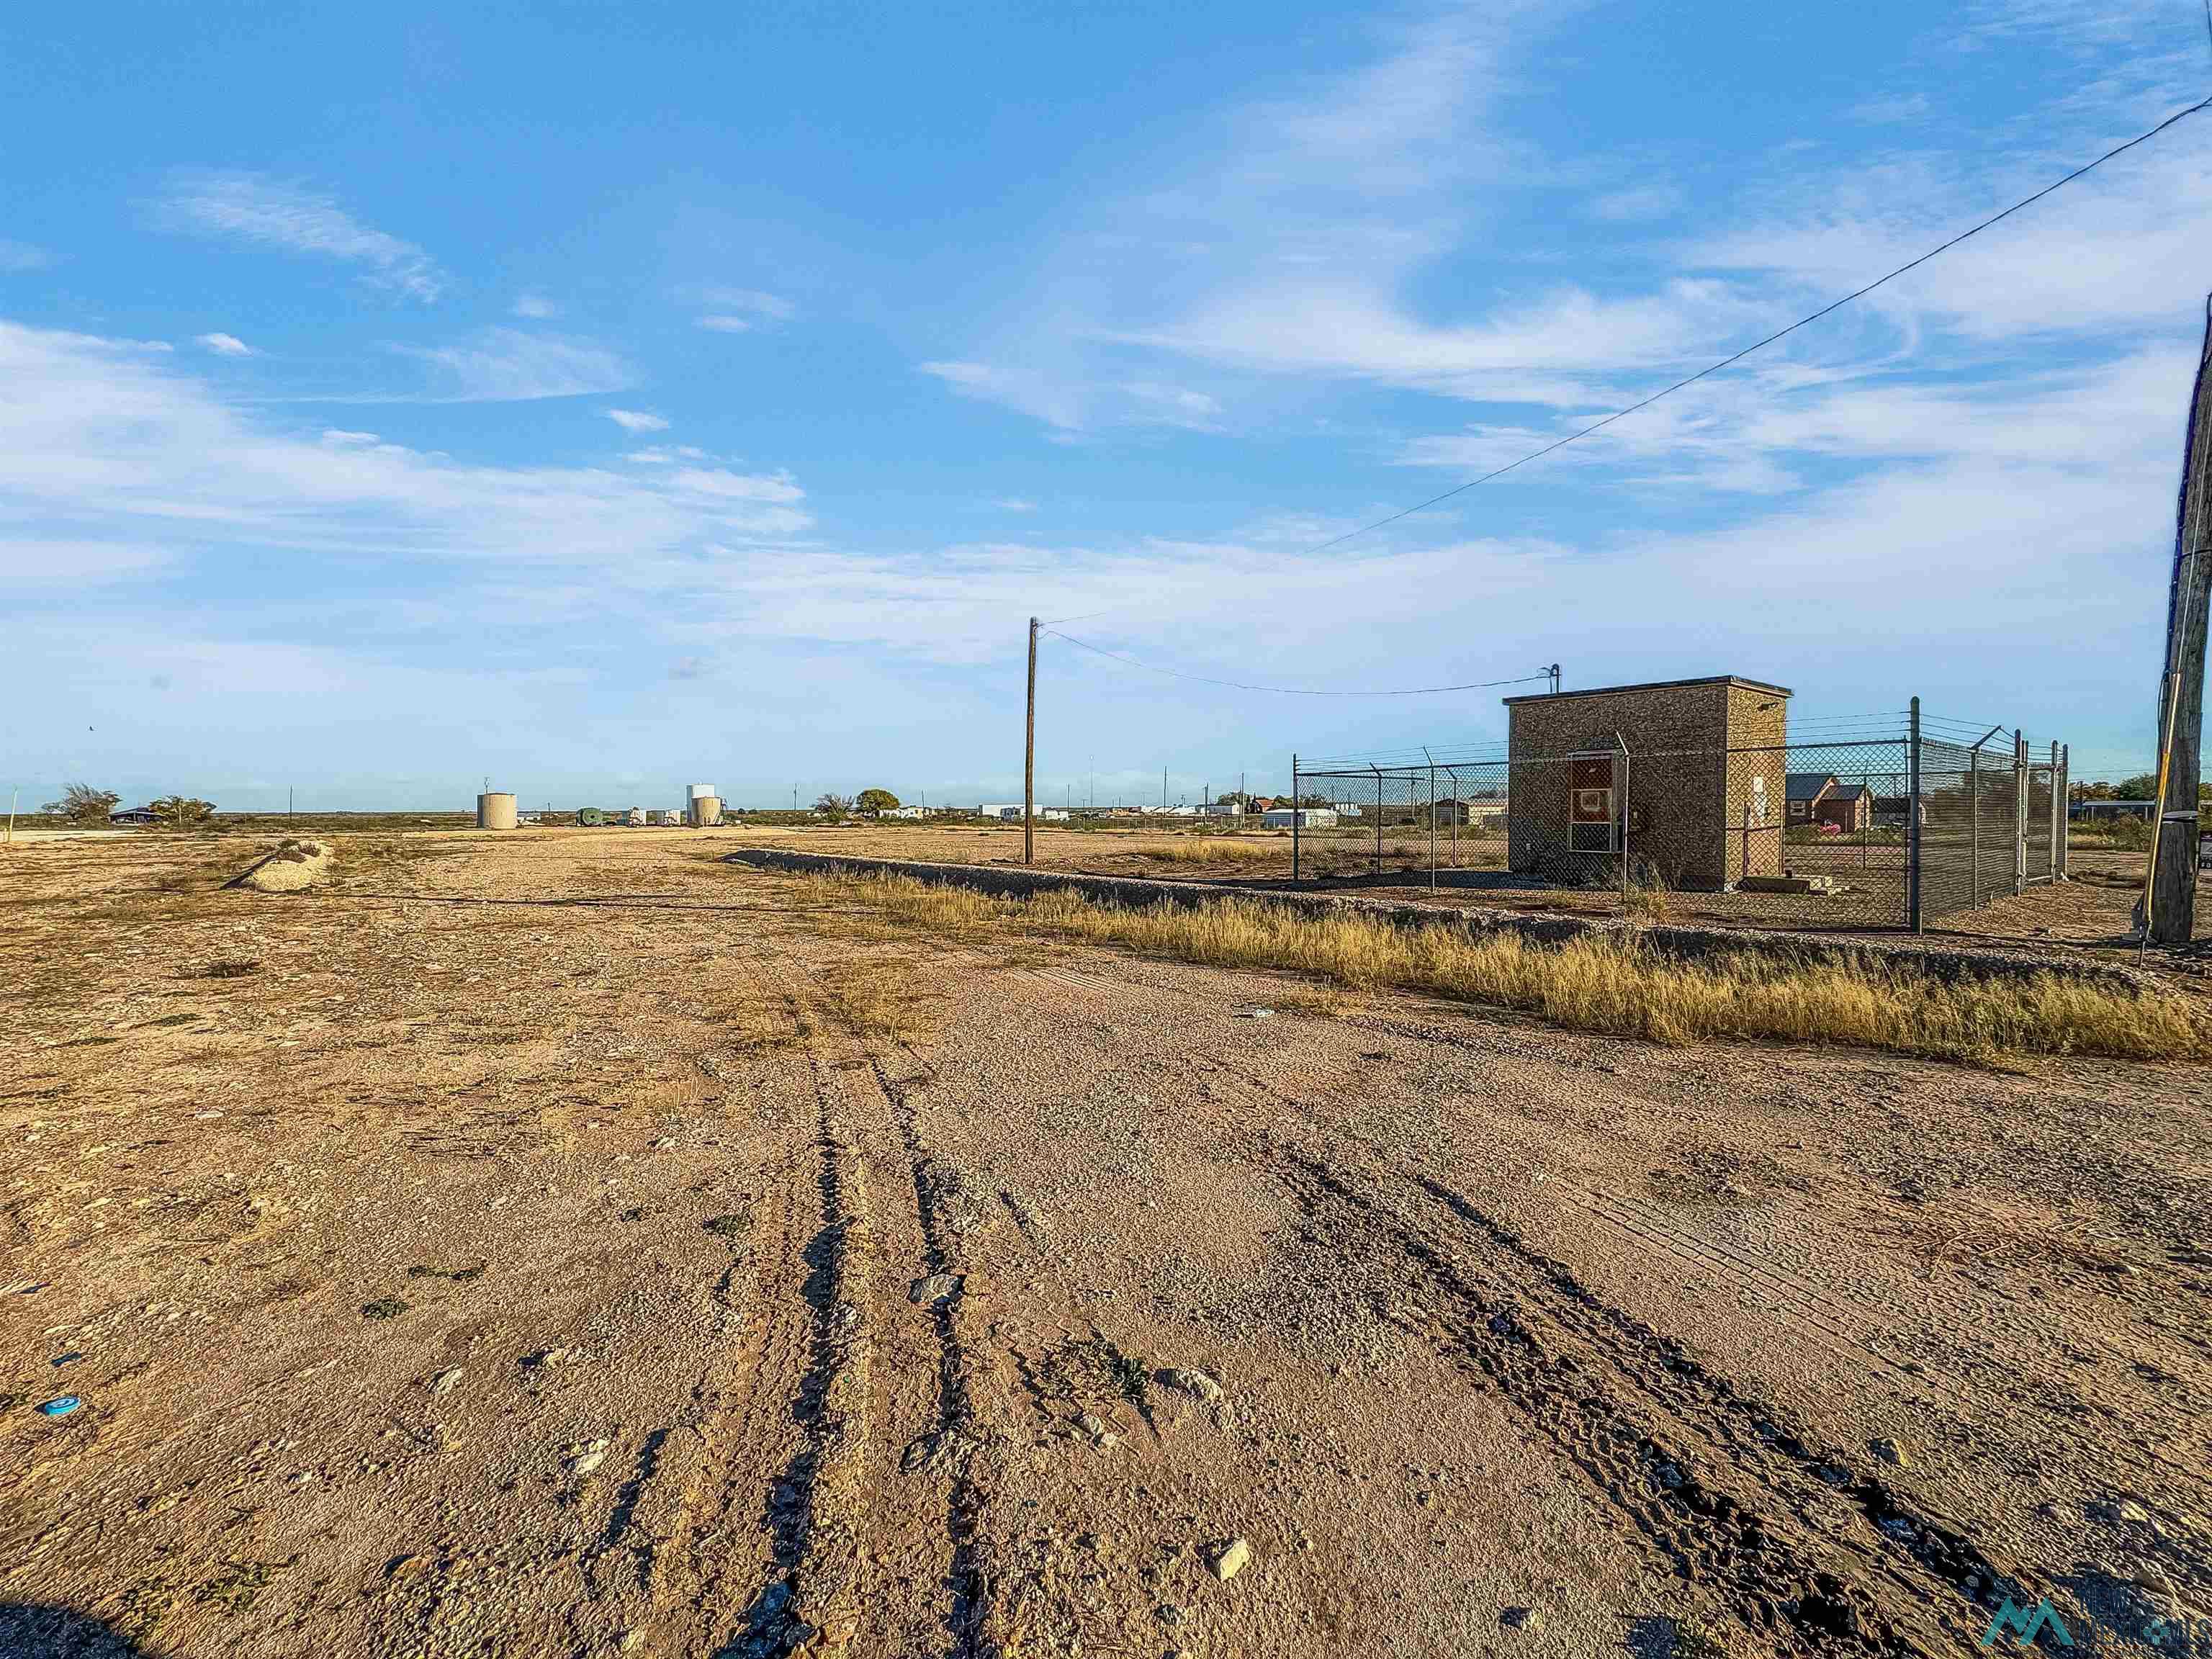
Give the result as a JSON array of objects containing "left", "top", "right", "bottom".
[{"left": 1503, "top": 673, "right": 1792, "bottom": 706}]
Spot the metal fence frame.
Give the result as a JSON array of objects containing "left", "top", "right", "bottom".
[{"left": 1290, "top": 697, "right": 2068, "bottom": 934}]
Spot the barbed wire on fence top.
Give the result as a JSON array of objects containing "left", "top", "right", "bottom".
[{"left": 1297, "top": 712, "right": 1915, "bottom": 775}]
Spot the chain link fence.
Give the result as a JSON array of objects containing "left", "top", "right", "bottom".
[{"left": 1289, "top": 705, "right": 2067, "bottom": 934}]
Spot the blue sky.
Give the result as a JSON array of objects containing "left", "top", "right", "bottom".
[{"left": 5, "top": 0, "right": 2211, "bottom": 810}]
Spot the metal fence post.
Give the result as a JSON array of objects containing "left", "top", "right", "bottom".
[
  {"left": 1907, "top": 698, "right": 1923, "bottom": 932},
  {"left": 2044, "top": 747, "right": 2062, "bottom": 884},
  {"left": 1969, "top": 744, "right": 1979, "bottom": 905},
  {"left": 2013, "top": 728, "right": 2027, "bottom": 897},
  {"left": 1290, "top": 754, "right": 1300, "bottom": 881},
  {"left": 1373, "top": 765, "right": 1384, "bottom": 874},
  {"left": 1448, "top": 765, "right": 1460, "bottom": 868},
  {"left": 1428, "top": 762, "right": 1437, "bottom": 892},
  {"left": 2049, "top": 739, "right": 2062, "bottom": 881},
  {"left": 1617, "top": 731, "right": 1631, "bottom": 907}
]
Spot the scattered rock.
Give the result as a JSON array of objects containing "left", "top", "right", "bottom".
[
  {"left": 565, "top": 1437, "right": 610, "bottom": 1477},
  {"left": 1206, "top": 1537, "right": 1251, "bottom": 1582},
  {"left": 1870, "top": 1438, "right": 1910, "bottom": 1468},
  {"left": 651, "top": 1137, "right": 677, "bottom": 1151},
  {"left": 428, "top": 1367, "right": 464, "bottom": 1396},
  {"left": 1231, "top": 1006, "right": 1274, "bottom": 1020},
  {"left": 1500, "top": 1606, "right": 1543, "bottom": 1633},
  {"left": 1159, "top": 1367, "right": 1223, "bottom": 1403},
  {"left": 523, "top": 1346, "right": 580, "bottom": 1370},
  {"left": 908, "top": 1273, "right": 963, "bottom": 1305}
]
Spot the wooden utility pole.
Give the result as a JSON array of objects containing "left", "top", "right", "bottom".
[
  {"left": 2147, "top": 298, "right": 2212, "bottom": 945},
  {"left": 1023, "top": 616, "right": 1038, "bottom": 866}
]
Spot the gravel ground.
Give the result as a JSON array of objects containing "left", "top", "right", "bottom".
[{"left": 3, "top": 828, "right": 2210, "bottom": 1658}]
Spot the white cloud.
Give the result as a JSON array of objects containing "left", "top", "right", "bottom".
[
  {"left": 391, "top": 328, "right": 632, "bottom": 402},
  {"left": 693, "top": 287, "right": 796, "bottom": 333},
  {"left": 194, "top": 331, "right": 253, "bottom": 356},
  {"left": 0, "top": 239, "right": 50, "bottom": 272},
  {"left": 0, "top": 321, "right": 809, "bottom": 583},
  {"left": 994, "top": 498, "right": 1038, "bottom": 512},
  {"left": 606, "top": 408, "right": 670, "bottom": 433},
  {"left": 158, "top": 171, "right": 444, "bottom": 302},
  {"left": 701, "top": 286, "right": 794, "bottom": 320},
  {"left": 512, "top": 292, "right": 559, "bottom": 319}
]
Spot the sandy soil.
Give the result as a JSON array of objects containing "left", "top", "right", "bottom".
[{"left": 4, "top": 828, "right": 2210, "bottom": 1658}]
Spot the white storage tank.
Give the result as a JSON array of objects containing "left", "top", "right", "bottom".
[{"left": 477, "top": 791, "right": 518, "bottom": 830}]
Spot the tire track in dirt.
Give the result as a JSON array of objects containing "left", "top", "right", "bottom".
[
  {"left": 567, "top": 963, "right": 821, "bottom": 1657},
  {"left": 1267, "top": 1136, "right": 2002, "bottom": 1655},
  {"left": 1018, "top": 965, "right": 2008, "bottom": 1650},
  {"left": 1031, "top": 960, "right": 2211, "bottom": 1502},
  {"left": 1182, "top": 1033, "right": 2023, "bottom": 1652},
  {"left": 832, "top": 1019, "right": 1000, "bottom": 1658},
  {"left": 715, "top": 986, "right": 878, "bottom": 1658}
]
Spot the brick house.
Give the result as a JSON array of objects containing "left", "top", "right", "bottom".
[
  {"left": 1503, "top": 675, "right": 1791, "bottom": 890},
  {"left": 1786, "top": 773, "right": 1838, "bottom": 824},
  {"left": 1815, "top": 783, "right": 1873, "bottom": 832}
]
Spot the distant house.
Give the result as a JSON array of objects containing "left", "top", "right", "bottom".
[
  {"left": 1786, "top": 773, "right": 1838, "bottom": 824},
  {"left": 1815, "top": 783, "right": 1873, "bottom": 832},
  {"left": 1263, "top": 806, "right": 1337, "bottom": 829},
  {"left": 976, "top": 804, "right": 1024, "bottom": 821},
  {"left": 108, "top": 806, "right": 158, "bottom": 826},
  {"left": 882, "top": 804, "right": 930, "bottom": 819},
  {"left": 1430, "top": 798, "right": 1506, "bottom": 827},
  {"left": 1199, "top": 802, "right": 1244, "bottom": 817}
]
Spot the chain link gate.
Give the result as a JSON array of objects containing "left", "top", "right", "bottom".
[{"left": 1290, "top": 703, "right": 2065, "bottom": 933}]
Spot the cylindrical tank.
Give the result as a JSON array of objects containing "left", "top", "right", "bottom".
[
  {"left": 688, "top": 782, "right": 716, "bottom": 801},
  {"left": 477, "top": 791, "right": 518, "bottom": 830},
  {"left": 688, "top": 794, "right": 723, "bottom": 827}
]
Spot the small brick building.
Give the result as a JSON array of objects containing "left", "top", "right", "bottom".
[{"left": 1503, "top": 675, "right": 1791, "bottom": 891}]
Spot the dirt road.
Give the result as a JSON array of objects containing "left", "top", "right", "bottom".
[{"left": 3, "top": 830, "right": 2208, "bottom": 1657}]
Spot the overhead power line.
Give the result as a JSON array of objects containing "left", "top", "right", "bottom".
[
  {"left": 1298, "top": 93, "right": 2212, "bottom": 558},
  {"left": 1043, "top": 627, "right": 1552, "bottom": 696}
]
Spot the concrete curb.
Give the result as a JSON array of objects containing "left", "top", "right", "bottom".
[{"left": 725, "top": 848, "right": 2145, "bottom": 992}]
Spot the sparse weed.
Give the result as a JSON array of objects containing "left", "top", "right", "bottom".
[
  {"left": 781, "top": 870, "right": 2211, "bottom": 1066},
  {"left": 1148, "top": 838, "right": 1274, "bottom": 865},
  {"left": 819, "top": 957, "right": 943, "bottom": 1040}
]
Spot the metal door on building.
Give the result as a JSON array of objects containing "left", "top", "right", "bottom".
[{"left": 1569, "top": 752, "right": 1617, "bottom": 853}]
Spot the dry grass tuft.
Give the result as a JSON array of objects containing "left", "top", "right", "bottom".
[
  {"left": 782, "top": 870, "right": 2211, "bottom": 1066},
  {"left": 819, "top": 958, "right": 943, "bottom": 1040},
  {"left": 1622, "top": 871, "right": 1675, "bottom": 923},
  {"left": 1147, "top": 838, "right": 1274, "bottom": 865}
]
